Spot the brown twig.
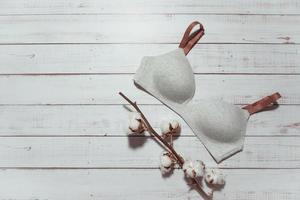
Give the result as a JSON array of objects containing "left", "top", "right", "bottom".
[
  {"left": 119, "top": 92, "right": 212, "bottom": 197},
  {"left": 119, "top": 92, "right": 183, "bottom": 164}
]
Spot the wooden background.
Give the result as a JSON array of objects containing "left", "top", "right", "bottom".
[{"left": 0, "top": 1, "right": 299, "bottom": 199}]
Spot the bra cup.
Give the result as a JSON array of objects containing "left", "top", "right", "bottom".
[
  {"left": 153, "top": 49, "right": 195, "bottom": 104},
  {"left": 185, "top": 101, "right": 249, "bottom": 143}
]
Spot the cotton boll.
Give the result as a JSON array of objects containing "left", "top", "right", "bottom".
[
  {"left": 205, "top": 168, "right": 225, "bottom": 185},
  {"left": 159, "top": 151, "right": 174, "bottom": 175},
  {"left": 182, "top": 160, "right": 193, "bottom": 171},
  {"left": 185, "top": 167, "right": 196, "bottom": 178},
  {"left": 183, "top": 160, "right": 205, "bottom": 178},
  {"left": 182, "top": 160, "right": 196, "bottom": 178},
  {"left": 127, "top": 112, "right": 145, "bottom": 134},
  {"left": 129, "top": 118, "right": 140, "bottom": 130},
  {"left": 160, "top": 120, "right": 171, "bottom": 135},
  {"left": 170, "top": 120, "right": 180, "bottom": 133},
  {"left": 160, "top": 120, "right": 181, "bottom": 135},
  {"left": 160, "top": 151, "right": 173, "bottom": 168},
  {"left": 194, "top": 160, "right": 205, "bottom": 177},
  {"left": 128, "top": 119, "right": 144, "bottom": 134}
]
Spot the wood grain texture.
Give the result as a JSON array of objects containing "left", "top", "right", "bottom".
[
  {"left": 0, "top": 0, "right": 299, "bottom": 15},
  {"left": 0, "top": 169, "right": 299, "bottom": 200},
  {"left": 0, "top": 15, "right": 299, "bottom": 44},
  {"left": 0, "top": 74, "right": 297, "bottom": 105},
  {"left": 1, "top": 44, "right": 299, "bottom": 74},
  {"left": 0, "top": 105, "right": 298, "bottom": 136},
  {"left": 0, "top": 0, "right": 299, "bottom": 199},
  {"left": 0, "top": 137, "right": 299, "bottom": 168}
]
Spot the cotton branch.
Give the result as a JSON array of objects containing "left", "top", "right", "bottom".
[{"left": 119, "top": 92, "right": 213, "bottom": 198}]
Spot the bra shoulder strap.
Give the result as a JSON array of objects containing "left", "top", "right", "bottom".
[
  {"left": 179, "top": 21, "right": 205, "bottom": 55},
  {"left": 243, "top": 92, "right": 281, "bottom": 115}
]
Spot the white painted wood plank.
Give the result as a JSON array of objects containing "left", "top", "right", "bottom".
[
  {"left": 0, "top": 137, "right": 299, "bottom": 168},
  {"left": 0, "top": 105, "right": 298, "bottom": 136},
  {"left": 0, "top": 0, "right": 299, "bottom": 15},
  {"left": 0, "top": 74, "right": 297, "bottom": 105},
  {"left": 0, "top": 15, "right": 299, "bottom": 44},
  {"left": 1, "top": 44, "right": 299, "bottom": 74},
  {"left": 0, "top": 169, "right": 299, "bottom": 200}
]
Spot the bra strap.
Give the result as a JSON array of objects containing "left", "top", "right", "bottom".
[
  {"left": 242, "top": 92, "right": 281, "bottom": 115},
  {"left": 179, "top": 21, "right": 205, "bottom": 55}
]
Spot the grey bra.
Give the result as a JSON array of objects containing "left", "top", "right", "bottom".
[{"left": 133, "top": 21, "right": 281, "bottom": 162}]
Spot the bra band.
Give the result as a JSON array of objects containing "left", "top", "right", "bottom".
[
  {"left": 179, "top": 21, "right": 205, "bottom": 55},
  {"left": 243, "top": 92, "right": 281, "bottom": 115}
]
